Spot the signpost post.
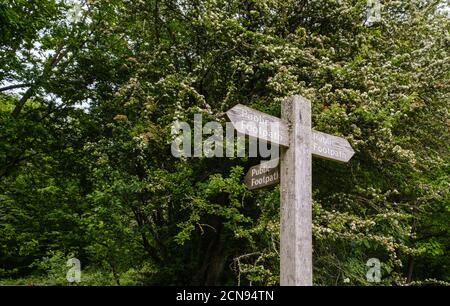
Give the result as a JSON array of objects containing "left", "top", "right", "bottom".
[
  {"left": 280, "top": 96, "right": 313, "bottom": 286},
  {"left": 226, "top": 95, "right": 355, "bottom": 286}
]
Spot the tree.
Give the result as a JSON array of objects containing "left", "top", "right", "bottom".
[{"left": 0, "top": 0, "right": 448, "bottom": 285}]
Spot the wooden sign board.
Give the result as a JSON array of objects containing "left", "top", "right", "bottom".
[
  {"left": 311, "top": 130, "right": 355, "bottom": 163},
  {"left": 226, "top": 104, "right": 289, "bottom": 147},
  {"left": 244, "top": 159, "right": 280, "bottom": 190}
]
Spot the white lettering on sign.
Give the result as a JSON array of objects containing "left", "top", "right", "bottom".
[
  {"left": 313, "top": 142, "right": 347, "bottom": 160},
  {"left": 241, "top": 109, "right": 270, "bottom": 124},
  {"left": 226, "top": 104, "right": 289, "bottom": 147},
  {"left": 239, "top": 121, "right": 283, "bottom": 145},
  {"left": 244, "top": 158, "right": 280, "bottom": 190},
  {"left": 251, "top": 170, "right": 279, "bottom": 187}
]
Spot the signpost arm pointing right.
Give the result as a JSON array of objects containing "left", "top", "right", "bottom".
[{"left": 280, "top": 95, "right": 313, "bottom": 286}]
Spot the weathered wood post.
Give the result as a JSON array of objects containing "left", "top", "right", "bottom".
[{"left": 280, "top": 95, "right": 312, "bottom": 286}]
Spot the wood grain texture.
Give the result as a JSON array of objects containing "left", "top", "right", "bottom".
[{"left": 280, "top": 95, "right": 312, "bottom": 286}]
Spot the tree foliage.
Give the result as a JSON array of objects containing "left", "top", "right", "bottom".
[{"left": 0, "top": 0, "right": 448, "bottom": 285}]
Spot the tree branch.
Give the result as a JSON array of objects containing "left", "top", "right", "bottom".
[
  {"left": 11, "top": 42, "right": 68, "bottom": 118},
  {"left": 0, "top": 83, "right": 31, "bottom": 92}
]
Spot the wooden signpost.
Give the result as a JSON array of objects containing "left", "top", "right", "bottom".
[{"left": 226, "top": 95, "right": 355, "bottom": 286}]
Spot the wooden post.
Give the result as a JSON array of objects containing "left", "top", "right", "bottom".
[{"left": 280, "top": 95, "right": 312, "bottom": 286}]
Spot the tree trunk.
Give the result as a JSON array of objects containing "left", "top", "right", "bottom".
[{"left": 407, "top": 255, "right": 415, "bottom": 283}]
